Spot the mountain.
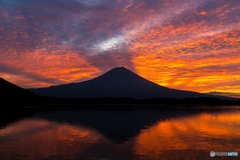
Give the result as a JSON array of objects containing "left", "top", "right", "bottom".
[
  {"left": 0, "top": 78, "right": 36, "bottom": 104},
  {"left": 29, "top": 67, "right": 229, "bottom": 99}
]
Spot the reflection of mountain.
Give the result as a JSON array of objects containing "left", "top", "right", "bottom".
[
  {"left": 1, "top": 108, "right": 240, "bottom": 160},
  {"left": 0, "top": 78, "right": 36, "bottom": 104},
  {"left": 33, "top": 107, "right": 199, "bottom": 143},
  {"left": 0, "top": 109, "right": 32, "bottom": 128},
  {"left": 29, "top": 67, "right": 223, "bottom": 99}
]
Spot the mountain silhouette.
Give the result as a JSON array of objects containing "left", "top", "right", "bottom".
[
  {"left": 29, "top": 67, "right": 226, "bottom": 99},
  {"left": 0, "top": 78, "right": 36, "bottom": 104}
]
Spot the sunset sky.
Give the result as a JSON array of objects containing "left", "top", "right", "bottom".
[{"left": 0, "top": 0, "right": 240, "bottom": 97}]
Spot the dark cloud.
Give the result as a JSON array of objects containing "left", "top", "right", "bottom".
[{"left": 207, "top": 92, "right": 240, "bottom": 98}]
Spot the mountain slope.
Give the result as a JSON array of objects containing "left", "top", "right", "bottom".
[
  {"left": 0, "top": 78, "right": 36, "bottom": 103},
  {"left": 29, "top": 67, "right": 226, "bottom": 99}
]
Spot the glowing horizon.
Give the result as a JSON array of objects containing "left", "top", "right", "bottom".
[{"left": 0, "top": 0, "right": 240, "bottom": 97}]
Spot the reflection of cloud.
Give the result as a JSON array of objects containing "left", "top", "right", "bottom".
[
  {"left": 0, "top": 118, "right": 101, "bottom": 159},
  {"left": 0, "top": 117, "right": 134, "bottom": 160},
  {"left": 134, "top": 111, "right": 240, "bottom": 159}
]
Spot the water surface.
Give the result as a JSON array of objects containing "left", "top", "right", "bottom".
[{"left": 0, "top": 105, "right": 239, "bottom": 160}]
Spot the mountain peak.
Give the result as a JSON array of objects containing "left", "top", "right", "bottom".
[
  {"left": 109, "top": 66, "right": 130, "bottom": 72},
  {"left": 105, "top": 66, "right": 135, "bottom": 74},
  {"left": 100, "top": 66, "right": 138, "bottom": 80}
]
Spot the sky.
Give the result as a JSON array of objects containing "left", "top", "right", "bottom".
[{"left": 0, "top": 0, "right": 240, "bottom": 98}]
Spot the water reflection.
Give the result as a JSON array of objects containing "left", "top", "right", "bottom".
[
  {"left": 0, "top": 118, "right": 101, "bottom": 160},
  {"left": 0, "top": 107, "right": 240, "bottom": 160},
  {"left": 134, "top": 111, "right": 240, "bottom": 159}
]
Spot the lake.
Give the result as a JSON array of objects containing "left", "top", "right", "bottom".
[{"left": 0, "top": 105, "right": 240, "bottom": 160}]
